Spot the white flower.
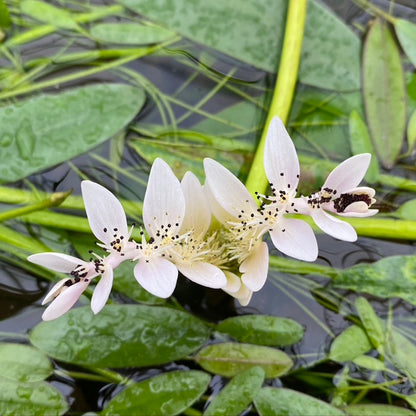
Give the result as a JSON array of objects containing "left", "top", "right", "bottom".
[
  {"left": 134, "top": 159, "right": 226, "bottom": 298},
  {"left": 295, "top": 154, "right": 378, "bottom": 241},
  {"left": 28, "top": 253, "right": 98, "bottom": 320},
  {"left": 223, "top": 271, "right": 253, "bottom": 306}
]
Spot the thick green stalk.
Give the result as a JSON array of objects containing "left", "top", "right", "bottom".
[{"left": 245, "top": 0, "right": 308, "bottom": 196}]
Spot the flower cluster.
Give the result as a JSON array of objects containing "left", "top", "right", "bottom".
[{"left": 29, "top": 117, "right": 378, "bottom": 320}]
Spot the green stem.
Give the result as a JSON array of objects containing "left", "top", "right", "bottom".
[
  {"left": 269, "top": 255, "right": 336, "bottom": 277},
  {"left": 245, "top": 0, "right": 308, "bottom": 196},
  {"left": 352, "top": 0, "right": 396, "bottom": 24},
  {"left": 0, "top": 190, "right": 71, "bottom": 222}
]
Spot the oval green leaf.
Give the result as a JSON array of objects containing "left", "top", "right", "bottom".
[
  {"left": 385, "top": 330, "right": 416, "bottom": 379},
  {"left": 344, "top": 404, "right": 415, "bottom": 416},
  {"left": 395, "top": 19, "right": 416, "bottom": 67},
  {"left": 0, "top": 83, "right": 145, "bottom": 183},
  {"left": 216, "top": 315, "right": 304, "bottom": 347},
  {"left": 363, "top": 18, "right": 406, "bottom": 169},
  {"left": 102, "top": 370, "right": 210, "bottom": 416},
  {"left": 0, "top": 377, "right": 68, "bottom": 416},
  {"left": 352, "top": 355, "right": 386, "bottom": 371},
  {"left": 355, "top": 297, "right": 385, "bottom": 350},
  {"left": 195, "top": 343, "right": 293, "bottom": 378},
  {"left": 90, "top": 23, "right": 175, "bottom": 45},
  {"left": 395, "top": 199, "right": 416, "bottom": 221},
  {"left": 0, "top": 343, "right": 52, "bottom": 382},
  {"left": 328, "top": 325, "right": 372, "bottom": 363},
  {"left": 254, "top": 387, "right": 345, "bottom": 416},
  {"left": 407, "top": 110, "right": 416, "bottom": 153},
  {"left": 30, "top": 305, "right": 211, "bottom": 367},
  {"left": 348, "top": 110, "right": 380, "bottom": 183},
  {"left": 204, "top": 366, "right": 265, "bottom": 416}
]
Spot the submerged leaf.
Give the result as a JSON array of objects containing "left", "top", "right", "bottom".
[
  {"left": 204, "top": 366, "right": 265, "bottom": 416},
  {"left": 30, "top": 305, "right": 210, "bottom": 367},
  {"left": 90, "top": 23, "right": 175, "bottom": 45},
  {"left": 102, "top": 371, "right": 210, "bottom": 416},
  {"left": 195, "top": 343, "right": 293, "bottom": 378},
  {"left": 216, "top": 315, "right": 304, "bottom": 346},
  {"left": 363, "top": 18, "right": 406, "bottom": 169},
  {"left": 0, "top": 84, "right": 144, "bottom": 183},
  {"left": 254, "top": 387, "right": 345, "bottom": 416},
  {"left": 395, "top": 19, "right": 416, "bottom": 67}
]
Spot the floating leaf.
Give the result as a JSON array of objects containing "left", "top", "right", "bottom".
[
  {"left": 204, "top": 366, "right": 265, "bottom": 416},
  {"left": 102, "top": 371, "right": 210, "bottom": 416},
  {"left": 0, "top": 84, "right": 144, "bottom": 183},
  {"left": 21, "top": 0, "right": 79, "bottom": 30},
  {"left": 195, "top": 343, "right": 293, "bottom": 378},
  {"left": 363, "top": 18, "right": 406, "bottom": 169},
  {"left": 328, "top": 325, "right": 372, "bottom": 362},
  {"left": 334, "top": 255, "right": 416, "bottom": 306},
  {"left": 0, "top": 343, "right": 52, "bottom": 382},
  {"left": 0, "top": 377, "right": 68, "bottom": 416},
  {"left": 352, "top": 355, "right": 386, "bottom": 371},
  {"left": 90, "top": 22, "right": 175, "bottom": 45},
  {"left": 30, "top": 305, "right": 210, "bottom": 367},
  {"left": 348, "top": 110, "right": 380, "bottom": 183},
  {"left": 216, "top": 315, "right": 304, "bottom": 347},
  {"left": 254, "top": 387, "right": 345, "bottom": 416},
  {"left": 120, "top": 0, "right": 360, "bottom": 90},
  {"left": 395, "top": 19, "right": 416, "bottom": 67},
  {"left": 345, "top": 404, "right": 415, "bottom": 416},
  {"left": 355, "top": 297, "right": 385, "bottom": 350},
  {"left": 408, "top": 110, "right": 416, "bottom": 153}
]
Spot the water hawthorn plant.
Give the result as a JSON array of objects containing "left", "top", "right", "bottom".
[{"left": 28, "top": 117, "right": 378, "bottom": 320}]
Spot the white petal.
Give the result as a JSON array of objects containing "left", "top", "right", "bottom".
[
  {"left": 42, "top": 278, "right": 68, "bottom": 305},
  {"left": 181, "top": 171, "right": 211, "bottom": 236},
  {"left": 269, "top": 218, "right": 318, "bottom": 261},
  {"left": 178, "top": 262, "right": 227, "bottom": 289},
  {"left": 323, "top": 154, "right": 371, "bottom": 194},
  {"left": 134, "top": 257, "right": 178, "bottom": 298},
  {"left": 233, "top": 284, "right": 253, "bottom": 307},
  {"left": 28, "top": 252, "right": 86, "bottom": 273},
  {"left": 143, "top": 158, "right": 185, "bottom": 238},
  {"left": 205, "top": 182, "right": 236, "bottom": 224},
  {"left": 346, "top": 186, "right": 376, "bottom": 198},
  {"left": 42, "top": 280, "right": 89, "bottom": 321},
  {"left": 264, "top": 116, "right": 300, "bottom": 192},
  {"left": 312, "top": 209, "right": 357, "bottom": 241},
  {"left": 240, "top": 242, "right": 269, "bottom": 291},
  {"left": 337, "top": 208, "right": 378, "bottom": 218},
  {"left": 91, "top": 267, "right": 113, "bottom": 314},
  {"left": 81, "top": 181, "right": 128, "bottom": 244},
  {"left": 223, "top": 271, "right": 241, "bottom": 294},
  {"left": 343, "top": 201, "right": 372, "bottom": 213},
  {"left": 204, "top": 158, "right": 257, "bottom": 219}
]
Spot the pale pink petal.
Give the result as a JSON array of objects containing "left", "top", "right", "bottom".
[
  {"left": 42, "top": 278, "right": 68, "bottom": 305},
  {"left": 181, "top": 172, "right": 211, "bottom": 236},
  {"left": 28, "top": 252, "right": 86, "bottom": 273},
  {"left": 344, "top": 186, "right": 376, "bottom": 198},
  {"left": 134, "top": 257, "right": 178, "bottom": 298},
  {"left": 42, "top": 280, "right": 89, "bottom": 321},
  {"left": 312, "top": 209, "right": 357, "bottom": 241},
  {"left": 81, "top": 181, "right": 128, "bottom": 244},
  {"left": 269, "top": 218, "right": 318, "bottom": 261},
  {"left": 343, "top": 201, "right": 372, "bottom": 214},
  {"left": 223, "top": 271, "right": 241, "bottom": 294},
  {"left": 204, "top": 182, "right": 236, "bottom": 224},
  {"left": 91, "top": 267, "right": 113, "bottom": 314},
  {"left": 204, "top": 158, "right": 257, "bottom": 219},
  {"left": 143, "top": 158, "right": 185, "bottom": 238},
  {"left": 323, "top": 154, "right": 371, "bottom": 194},
  {"left": 240, "top": 242, "right": 269, "bottom": 291},
  {"left": 264, "top": 116, "right": 300, "bottom": 192},
  {"left": 178, "top": 262, "right": 227, "bottom": 288}
]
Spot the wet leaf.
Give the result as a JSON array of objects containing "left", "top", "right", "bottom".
[
  {"left": 20, "top": 0, "right": 79, "bottom": 30},
  {"left": 363, "top": 18, "right": 406, "bottom": 169},
  {"left": 0, "top": 377, "right": 68, "bottom": 416},
  {"left": 407, "top": 110, "right": 416, "bottom": 153},
  {"left": 348, "top": 110, "right": 380, "bottom": 183},
  {"left": 355, "top": 297, "right": 385, "bottom": 350},
  {"left": 102, "top": 371, "right": 210, "bottom": 416},
  {"left": 395, "top": 199, "right": 416, "bottom": 221},
  {"left": 30, "top": 305, "right": 210, "bottom": 367},
  {"left": 328, "top": 325, "right": 372, "bottom": 362},
  {"left": 254, "top": 387, "right": 345, "bottom": 416},
  {"left": 352, "top": 355, "right": 386, "bottom": 371},
  {"left": 344, "top": 404, "right": 415, "bottom": 416},
  {"left": 195, "top": 343, "right": 293, "bottom": 378},
  {"left": 334, "top": 255, "right": 416, "bottom": 306},
  {"left": 120, "top": 0, "right": 360, "bottom": 90},
  {"left": 216, "top": 315, "right": 304, "bottom": 347},
  {"left": 0, "top": 343, "right": 52, "bottom": 382},
  {"left": 0, "top": 0, "right": 11, "bottom": 28},
  {"left": 204, "top": 366, "right": 265, "bottom": 416},
  {"left": 395, "top": 19, "right": 416, "bottom": 67},
  {"left": 0, "top": 84, "right": 144, "bottom": 183},
  {"left": 90, "top": 22, "right": 175, "bottom": 44}
]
